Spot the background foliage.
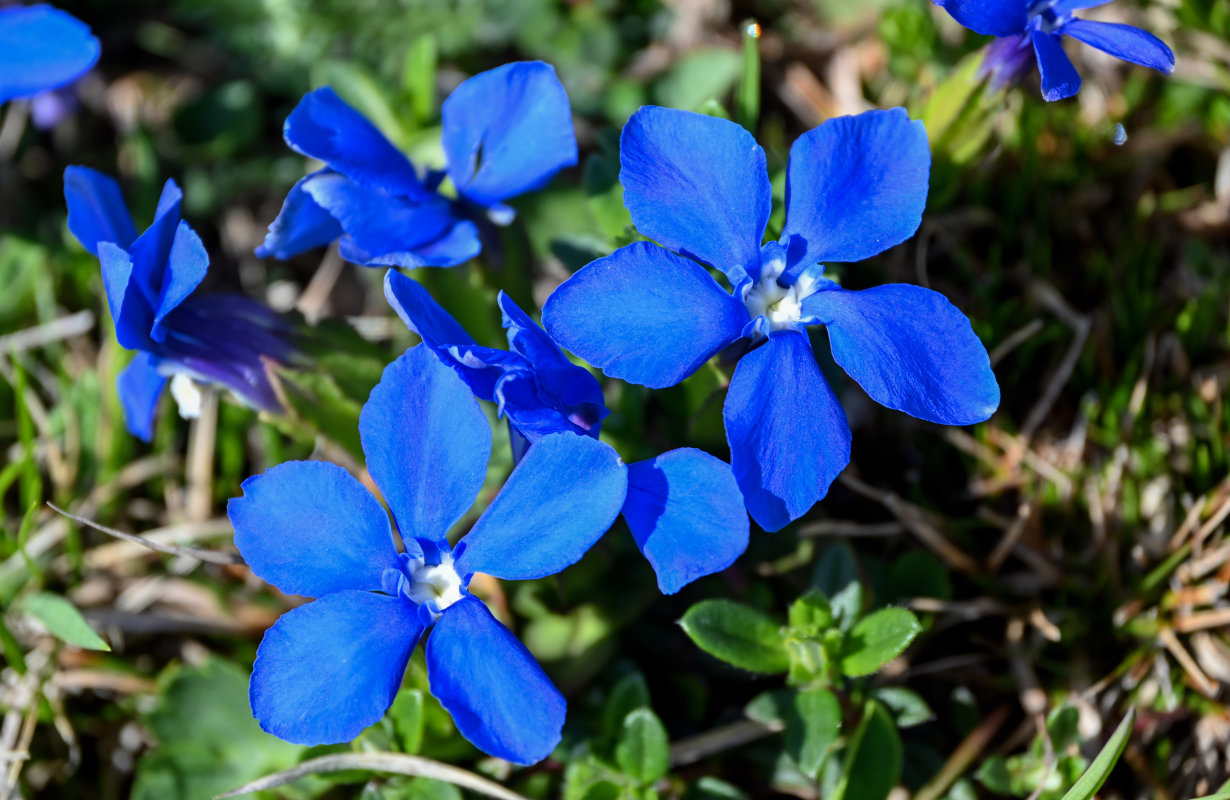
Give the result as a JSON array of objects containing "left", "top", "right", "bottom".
[{"left": 2, "top": 0, "right": 1230, "bottom": 798}]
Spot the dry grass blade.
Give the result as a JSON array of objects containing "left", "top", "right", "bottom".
[
  {"left": 46, "top": 503, "right": 242, "bottom": 565},
  {"left": 214, "top": 752, "right": 530, "bottom": 800}
]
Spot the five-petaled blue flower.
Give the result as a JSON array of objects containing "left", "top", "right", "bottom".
[
  {"left": 385, "top": 271, "right": 750, "bottom": 593},
  {"left": 935, "top": 0, "right": 1174, "bottom": 101},
  {"left": 64, "top": 167, "right": 296, "bottom": 441},
  {"left": 228, "top": 345, "right": 629, "bottom": 763},
  {"left": 257, "top": 61, "right": 577, "bottom": 269},
  {"left": 0, "top": 5, "right": 98, "bottom": 105},
  {"left": 542, "top": 106, "right": 1001, "bottom": 533}
]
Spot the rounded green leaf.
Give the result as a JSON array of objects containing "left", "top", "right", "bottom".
[
  {"left": 839, "top": 607, "right": 921, "bottom": 678},
  {"left": 680, "top": 599, "right": 789, "bottom": 674},
  {"left": 833, "top": 701, "right": 902, "bottom": 800},
  {"left": 615, "top": 708, "right": 670, "bottom": 786}
]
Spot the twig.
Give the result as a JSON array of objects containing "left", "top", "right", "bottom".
[
  {"left": 215, "top": 752, "right": 530, "bottom": 800},
  {"left": 913, "top": 705, "right": 1011, "bottom": 800},
  {"left": 669, "top": 719, "right": 783, "bottom": 767},
  {"left": 0, "top": 311, "right": 95, "bottom": 353},
  {"left": 185, "top": 389, "right": 218, "bottom": 522},
  {"left": 47, "top": 503, "right": 242, "bottom": 565},
  {"left": 296, "top": 247, "right": 345, "bottom": 324},
  {"left": 796, "top": 520, "right": 904, "bottom": 538},
  {"left": 1020, "top": 281, "right": 1091, "bottom": 442},
  {"left": 1158, "top": 627, "right": 1217, "bottom": 697},
  {"left": 989, "top": 318, "right": 1044, "bottom": 367},
  {"left": 838, "top": 474, "right": 980, "bottom": 574}
]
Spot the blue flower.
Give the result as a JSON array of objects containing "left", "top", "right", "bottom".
[
  {"left": 64, "top": 167, "right": 296, "bottom": 442},
  {"left": 385, "top": 271, "right": 750, "bottom": 594},
  {"left": 935, "top": 0, "right": 1175, "bottom": 101},
  {"left": 228, "top": 345, "right": 628, "bottom": 762},
  {"left": 541, "top": 107, "right": 1001, "bottom": 533},
  {"left": 258, "top": 61, "right": 577, "bottom": 269},
  {"left": 0, "top": 5, "right": 98, "bottom": 105}
]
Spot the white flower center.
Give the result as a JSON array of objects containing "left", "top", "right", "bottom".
[
  {"left": 405, "top": 553, "right": 464, "bottom": 613},
  {"left": 743, "top": 253, "right": 819, "bottom": 335},
  {"left": 170, "top": 373, "right": 203, "bottom": 419}
]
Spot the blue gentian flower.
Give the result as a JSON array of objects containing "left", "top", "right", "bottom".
[
  {"left": 541, "top": 107, "right": 1001, "bottom": 533},
  {"left": 385, "top": 271, "right": 749, "bottom": 594},
  {"left": 0, "top": 5, "right": 98, "bottom": 105},
  {"left": 258, "top": 61, "right": 577, "bottom": 269},
  {"left": 935, "top": 0, "right": 1175, "bottom": 101},
  {"left": 64, "top": 167, "right": 296, "bottom": 441},
  {"left": 228, "top": 345, "right": 628, "bottom": 762}
]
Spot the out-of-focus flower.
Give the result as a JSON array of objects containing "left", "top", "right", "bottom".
[
  {"left": 385, "top": 272, "right": 750, "bottom": 593},
  {"left": 936, "top": 0, "right": 1175, "bottom": 101},
  {"left": 64, "top": 167, "right": 296, "bottom": 441},
  {"left": 542, "top": 107, "right": 1001, "bottom": 532},
  {"left": 0, "top": 4, "right": 98, "bottom": 105},
  {"left": 229, "top": 346, "right": 628, "bottom": 762},
  {"left": 258, "top": 61, "right": 577, "bottom": 269}
]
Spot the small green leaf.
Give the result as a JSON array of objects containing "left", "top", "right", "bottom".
[
  {"left": 788, "top": 688, "right": 841, "bottom": 779},
  {"left": 680, "top": 600, "right": 789, "bottom": 674},
  {"left": 18, "top": 591, "right": 109, "bottom": 651},
  {"left": 686, "top": 776, "right": 747, "bottom": 800},
  {"left": 652, "top": 49, "right": 742, "bottom": 112},
  {"left": 603, "top": 671, "right": 652, "bottom": 742},
  {"left": 787, "top": 591, "right": 833, "bottom": 634},
  {"left": 840, "top": 607, "right": 921, "bottom": 678},
  {"left": 1059, "top": 708, "right": 1134, "bottom": 800},
  {"left": 389, "top": 688, "right": 425, "bottom": 754},
  {"left": 615, "top": 708, "right": 670, "bottom": 786},
  {"left": 871, "top": 686, "right": 933, "bottom": 728},
  {"left": 832, "top": 701, "right": 902, "bottom": 800},
  {"left": 811, "top": 542, "right": 862, "bottom": 630}
]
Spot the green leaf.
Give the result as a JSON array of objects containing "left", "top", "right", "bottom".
[
  {"left": 735, "top": 21, "right": 760, "bottom": 131},
  {"left": 870, "top": 686, "right": 933, "bottom": 728},
  {"left": 277, "top": 367, "right": 365, "bottom": 462},
  {"left": 18, "top": 592, "right": 109, "bottom": 651},
  {"left": 686, "top": 776, "right": 747, "bottom": 800},
  {"left": 787, "top": 591, "right": 833, "bottom": 634},
  {"left": 389, "top": 688, "right": 425, "bottom": 754},
  {"left": 832, "top": 701, "right": 902, "bottom": 800},
  {"left": 788, "top": 688, "right": 841, "bottom": 779},
  {"left": 839, "top": 607, "right": 921, "bottom": 678},
  {"left": 603, "top": 671, "right": 652, "bottom": 742},
  {"left": 132, "top": 658, "right": 309, "bottom": 800},
  {"left": 811, "top": 542, "right": 862, "bottom": 631},
  {"left": 652, "top": 49, "right": 742, "bottom": 112},
  {"left": 1059, "top": 708, "right": 1135, "bottom": 800},
  {"left": 680, "top": 599, "right": 789, "bottom": 674},
  {"left": 615, "top": 708, "right": 670, "bottom": 786}
]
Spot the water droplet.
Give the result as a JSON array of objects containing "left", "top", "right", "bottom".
[
  {"left": 1111, "top": 123, "right": 1127, "bottom": 146},
  {"left": 746, "top": 22, "right": 761, "bottom": 39}
]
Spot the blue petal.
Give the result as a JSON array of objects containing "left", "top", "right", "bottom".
[
  {"left": 359, "top": 345, "right": 491, "bottom": 548},
  {"left": 304, "top": 172, "right": 479, "bottom": 269},
  {"left": 542, "top": 242, "right": 748, "bottom": 389},
  {"left": 98, "top": 242, "right": 154, "bottom": 351},
  {"left": 63, "top": 167, "right": 137, "bottom": 255},
  {"left": 228, "top": 460, "right": 402, "bottom": 598},
  {"left": 0, "top": 5, "right": 99, "bottom": 103},
  {"left": 455, "top": 433, "right": 627, "bottom": 580},
  {"left": 384, "top": 270, "right": 511, "bottom": 401},
  {"left": 1032, "top": 30, "right": 1081, "bottom": 101},
  {"left": 442, "top": 61, "right": 578, "bottom": 208},
  {"left": 932, "top": 0, "right": 1027, "bottom": 37},
  {"left": 150, "top": 222, "right": 209, "bottom": 342},
  {"left": 620, "top": 106, "right": 770, "bottom": 283},
  {"left": 622, "top": 449, "right": 749, "bottom": 594},
  {"left": 251, "top": 591, "right": 423, "bottom": 746},
  {"left": 125, "top": 178, "right": 184, "bottom": 308},
  {"left": 116, "top": 353, "right": 166, "bottom": 442},
  {"left": 803, "top": 284, "right": 1000, "bottom": 425},
  {"left": 283, "top": 87, "right": 428, "bottom": 199},
  {"left": 1062, "top": 20, "right": 1175, "bottom": 74},
  {"left": 498, "top": 292, "right": 608, "bottom": 434},
  {"left": 427, "top": 596, "right": 564, "bottom": 764},
  {"left": 255, "top": 171, "right": 345, "bottom": 260},
  {"left": 724, "top": 331, "right": 850, "bottom": 532},
  {"left": 1053, "top": 0, "right": 1115, "bottom": 13},
  {"left": 781, "top": 109, "right": 930, "bottom": 272}
]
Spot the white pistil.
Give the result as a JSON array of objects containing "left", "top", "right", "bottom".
[
  {"left": 170, "top": 373, "right": 203, "bottom": 419},
  {"left": 743, "top": 254, "right": 814, "bottom": 334},
  {"left": 405, "top": 553, "right": 464, "bottom": 613}
]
